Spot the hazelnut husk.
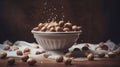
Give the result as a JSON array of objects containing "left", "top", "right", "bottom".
[
  {"left": 7, "top": 58, "right": 15, "bottom": 65},
  {"left": 3, "top": 45, "right": 10, "bottom": 50},
  {"left": 27, "top": 58, "right": 37, "bottom": 65},
  {"left": 35, "top": 51, "right": 42, "bottom": 55},
  {"left": 64, "top": 58, "right": 72, "bottom": 65},
  {"left": 16, "top": 50, "right": 23, "bottom": 56},
  {"left": 24, "top": 48, "right": 30, "bottom": 53},
  {"left": 56, "top": 55, "right": 64, "bottom": 62},
  {"left": 0, "top": 52, "right": 7, "bottom": 59},
  {"left": 21, "top": 55, "right": 29, "bottom": 62},
  {"left": 108, "top": 52, "right": 116, "bottom": 58},
  {"left": 87, "top": 53, "right": 94, "bottom": 61},
  {"left": 65, "top": 52, "right": 73, "bottom": 58},
  {"left": 97, "top": 52, "right": 105, "bottom": 58}
]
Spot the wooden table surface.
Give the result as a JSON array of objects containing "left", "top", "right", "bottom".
[{"left": 0, "top": 57, "right": 120, "bottom": 67}]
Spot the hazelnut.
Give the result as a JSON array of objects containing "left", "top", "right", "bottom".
[
  {"left": 55, "top": 26, "right": 63, "bottom": 32},
  {"left": 7, "top": 58, "right": 15, "bottom": 65},
  {"left": 40, "top": 26, "right": 47, "bottom": 31},
  {"left": 63, "top": 27, "right": 70, "bottom": 32},
  {"left": 3, "top": 45, "right": 10, "bottom": 50},
  {"left": 38, "top": 23, "right": 44, "bottom": 29},
  {"left": 97, "top": 52, "right": 105, "bottom": 58},
  {"left": 108, "top": 52, "right": 116, "bottom": 58},
  {"left": 33, "top": 27, "right": 39, "bottom": 31},
  {"left": 16, "top": 50, "right": 23, "bottom": 56},
  {"left": 35, "top": 51, "right": 42, "bottom": 55},
  {"left": 27, "top": 58, "right": 37, "bottom": 65},
  {"left": 64, "top": 58, "right": 72, "bottom": 65},
  {"left": 56, "top": 55, "right": 64, "bottom": 62},
  {"left": 24, "top": 48, "right": 30, "bottom": 53},
  {"left": 87, "top": 53, "right": 94, "bottom": 61},
  {"left": 64, "top": 22, "right": 72, "bottom": 28},
  {"left": 72, "top": 25, "right": 78, "bottom": 31},
  {"left": 0, "top": 52, "right": 7, "bottom": 59},
  {"left": 49, "top": 27, "right": 55, "bottom": 32},
  {"left": 14, "top": 47, "right": 19, "bottom": 51},
  {"left": 58, "top": 20, "right": 64, "bottom": 27},
  {"left": 21, "top": 55, "right": 29, "bottom": 62},
  {"left": 65, "top": 52, "right": 73, "bottom": 58},
  {"left": 98, "top": 42, "right": 108, "bottom": 50},
  {"left": 43, "top": 53, "right": 50, "bottom": 58}
]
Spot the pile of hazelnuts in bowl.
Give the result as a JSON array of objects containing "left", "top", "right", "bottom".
[{"left": 32, "top": 20, "right": 82, "bottom": 32}]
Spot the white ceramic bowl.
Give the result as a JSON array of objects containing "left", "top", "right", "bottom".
[{"left": 31, "top": 30, "right": 81, "bottom": 50}]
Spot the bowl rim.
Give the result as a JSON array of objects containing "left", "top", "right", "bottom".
[{"left": 31, "top": 30, "right": 82, "bottom": 34}]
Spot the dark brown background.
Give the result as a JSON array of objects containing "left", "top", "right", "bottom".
[{"left": 0, "top": 0, "right": 120, "bottom": 44}]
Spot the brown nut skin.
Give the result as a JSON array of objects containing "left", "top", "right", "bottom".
[
  {"left": 56, "top": 55, "right": 64, "bottom": 62},
  {"left": 27, "top": 58, "right": 37, "bottom": 65},
  {"left": 65, "top": 52, "right": 73, "bottom": 58},
  {"left": 98, "top": 52, "right": 105, "bottom": 58},
  {"left": 49, "top": 27, "right": 56, "bottom": 32},
  {"left": 38, "top": 23, "right": 44, "bottom": 29},
  {"left": 7, "top": 58, "right": 15, "bottom": 65},
  {"left": 24, "top": 48, "right": 30, "bottom": 53},
  {"left": 16, "top": 50, "right": 23, "bottom": 56},
  {"left": 0, "top": 52, "right": 7, "bottom": 59},
  {"left": 87, "top": 53, "right": 94, "bottom": 61},
  {"left": 35, "top": 51, "right": 42, "bottom": 55},
  {"left": 64, "top": 58, "right": 72, "bottom": 65},
  {"left": 3, "top": 45, "right": 10, "bottom": 50},
  {"left": 63, "top": 27, "right": 70, "bottom": 32},
  {"left": 108, "top": 52, "right": 116, "bottom": 58},
  {"left": 21, "top": 55, "right": 29, "bottom": 62}
]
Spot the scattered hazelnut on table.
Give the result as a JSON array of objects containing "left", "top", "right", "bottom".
[
  {"left": 21, "top": 55, "right": 29, "bottom": 62},
  {"left": 65, "top": 52, "right": 73, "bottom": 58},
  {"left": 3, "top": 45, "right": 10, "bottom": 50},
  {"left": 16, "top": 50, "right": 23, "bottom": 56},
  {"left": 56, "top": 55, "right": 64, "bottom": 62},
  {"left": 97, "top": 52, "right": 105, "bottom": 58},
  {"left": 64, "top": 58, "right": 72, "bottom": 65},
  {"left": 0, "top": 52, "right": 7, "bottom": 59},
  {"left": 24, "top": 48, "right": 30, "bottom": 53},
  {"left": 35, "top": 51, "right": 42, "bottom": 55},
  {"left": 7, "top": 58, "right": 15, "bottom": 65},
  {"left": 87, "top": 53, "right": 94, "bottom": 61},
  {"left": 27, "top": 58, "right": 37, "bottom": 65},
  {"left": 108, "top": 52, "right": 116, "bottom": 58}
]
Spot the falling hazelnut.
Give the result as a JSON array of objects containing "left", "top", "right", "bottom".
[
  {"left": 0, "top": 52, "right": 7, "bottom": 59},
  {"left": 87, "top": 53, "right": 94, "bottom": 61},
  {"left": 3, "top": 45, "right": 10, "bottom": 50},
  {"left": 27, "top": 58, "right": 37, "bottom": 65},
  {"left": 35, "top": 51, "right": 42, "bottom": 55},
  {"left": 65, "top": 52, "right": 73, "bottom": 58},
  {"left": 108, "top": 52, "right": 116, "bottom": 58},
  {"left": 7, "top": 58, "right": 15, "bottom": 65},
  {"left": 16, "top": 50, "right": 23, "bottom": 56},
  {"left": 24, "top": 48, "right": 30, "bottom": 53},
  {"left": 56, "top": 55, "right": 64, "bottom": 62},
  {"left": 97, "top": 52, "right": 105, "bottom": 58},
  {"left": 21, "top": 55, "right": 29, "bottom": 62},
  {"left": 64, "top": 58, "right": 72, "bottom": 65}
]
